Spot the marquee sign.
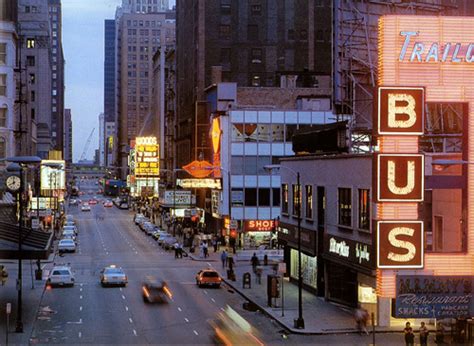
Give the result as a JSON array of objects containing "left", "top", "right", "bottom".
[
  {"left": 135, "top": 136, "right": 159, "bottom": 176},
  {"left": 177, "top": 178, "right": 222, "bottom": 189},
  {"left": 245, "top": 220, "right": 276, "bottom": 232}
]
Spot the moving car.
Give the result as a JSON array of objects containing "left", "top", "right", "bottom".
[
  {"left": 58, "top": 239, "right": 76, "bottom": 253},
  {"left": 88, "top": 199, "right": 98, "bottom": 205},
  {"left": 142, "top": 276, "right": 172, "bottom": 303},
  {"left": 47, "top": 265, "right": 75, "bottom": 287},
  {"left": 69, "top": 199, "right": 77, "bottom": 206},
  {"left": 100, "top": 265, "right": 128, "bottom": 287},
  {"left": 81, "top": 203, "right": 91, "bottom": 212},
  {"left": 103, "top": 200, "right": 113, "bottom": 208},
  {"left": 196, "top": 269, "right": 221, "bottom": 288}
]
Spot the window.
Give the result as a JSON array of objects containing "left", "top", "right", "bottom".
[
  {"left": 27, "top": 55, "right": 35, "bottom": 66},
  {"left": 258, "top": 188, "right": 270, "bottom": 206},
  {"left": 247, "top": 25, "right": 258, "bottom": 40},
  {"left": 245, "top": 188, "right": 257, "bottom": 206},
  {"left": 30, "top": 91, "right": 35, "bottom": 102},
  {"left": 220, "top": 48, "right": 231, "bottom": 63},
  {"left": 0, "top": 137, "right": 5, "bottom": 158},
  {"left": 251, "top": 4, "right": 262, "bottom": 15},
  {"left": 273, "top": 188, "right": 280, "bottom": 207},
  {"left": 25, "top": 6, "right": 30, "bottom": 13},
  {"left": 305, "top": 185, "right": 313, "bottom": 219},
  {"left": 0, "top": 43, "right": 6, "bottom": 65},
  {"left": 300, "top": 29, "right": 308, "bottom": 40},
  {"left": 251, "top": 48, "right": 262, "bottom": 63},
  {"left": 358, "top": 189, "right": 370, "bottom": 231},
  {"left": 0, "top": 74, "right": 6, "bottom": 96},
  {"left": 31, "top": 108, "right": 35, "bottom": 120},
  {"left": 317, "top": 186, "right": 326, "bottom": 228},
  {"left": 0, "top": 108, "right": 6, "bottom": 127},
  {"left": 292, "top": 183, "right": 302, "bottom": 216},
  {"left": 26, "top": 38, "right": 35, "bottom": 49},
  {"left": 251, "top": 75, "right": 261, "bottom": 87},
  {"left": 282, "top": 184, "right": 288, "bottom": 213},
  {"left": 338, "top": 188, "right": 352, "bottom": 227},
  {"left": 220, "top": 1, "right": 231, "bottom": 14},
  {"left": 29, "top": 74, "right": 35, "bottom": 84},
  {"left": 219, "top": 25, "right": 230, "bottom": 39}
]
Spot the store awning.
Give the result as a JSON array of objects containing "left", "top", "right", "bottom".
[{"left": 0, "top": 221, "right": 53, "bottom": 260}]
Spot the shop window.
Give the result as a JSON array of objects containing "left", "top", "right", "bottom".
[
  {"left": 0, "top": 43, "right": 6, "bottom": 65},
  {"left": 272, "top": 188, "right": 280, "bottom": 206},
  {"left": 282, "top": 184, "right": 288, "bottom": 214},
  {"left": 292, "top": 183, "right": 301, "bottom": 216},
  {"left": 245, "top": 188, "right": 257, "bottom": 206},
  {"left": 338, "top": 188, "right": 352, "bottom": 227},
  {"left": 0, "top": 108, "right": 6, "bottom": 127},
  {"left": 258, "top": 188, "right": 270, "bottom": 206},
  {"left": 290, "top": 249, "right": 317, "bottom": 289},
  {"left": 305, "top": 185, "right": 313, "bottom": 219},
  {"left": 0, "top": 74, "right": 6, "bottom": 96},
  {"left": 358, "top": 189, "right": 370, "bottom": 231}
]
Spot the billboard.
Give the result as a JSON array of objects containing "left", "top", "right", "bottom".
[
  {"left": 135, "top": 136, "right": 159, "bottom": 176},
  {"left": 40, "top": 160, "right": 66, "bottom": 190},
  {"left": 396, "top": 275, "right": 474, "bottom": 318}
]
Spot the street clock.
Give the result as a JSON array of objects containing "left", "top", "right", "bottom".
[{"left": 5, "top": 175, "right": 21, "bottom": 193}]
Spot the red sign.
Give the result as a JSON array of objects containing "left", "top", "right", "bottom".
[
  {"left": 376, "top": 87, "right": 424, "bottom": 135},
  {"left": 182, "top": 160, "right": 214, "bottom": 178},
  {"left": 245, "top": 220, "right": 276, "bottom": 232},
  {"left": 376, "top": 154, "right": 424, "bottom": 202},
  {"left": 377, "top": 221, "right": 423, "bottom": 268}
]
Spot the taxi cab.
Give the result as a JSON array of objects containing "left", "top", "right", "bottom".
[{"left": 196, "top": 269, "right": 222, "bottom": 288}]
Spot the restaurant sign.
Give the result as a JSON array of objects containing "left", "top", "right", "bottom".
[{"left": 396, "top": 275, "right": 474, "bottom": 318}]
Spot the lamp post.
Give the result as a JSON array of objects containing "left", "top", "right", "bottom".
[
  {"left": 264, "top": 164, "right": 305, "bottom": 329},
  {"left": 6, "top": 156, "right": 42, "bottom": 333}
]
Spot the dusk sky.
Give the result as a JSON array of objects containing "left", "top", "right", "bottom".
[{"left": 62, "top": 0, "right": 175, "bottom": 162}]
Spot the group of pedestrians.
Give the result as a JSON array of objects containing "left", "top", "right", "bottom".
[
  {"left": 404, "top": 321, "right": 429, "bottom": 346},
  {"left": 220, "top": 250, "right": 235, "bottom": 270}
]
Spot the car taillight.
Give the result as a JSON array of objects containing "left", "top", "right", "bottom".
[
  {"left": 142, "top": 286, "right": 150, "bottom": 298},
  {"left": 124, "top": 276, "right": 128, "bottom": 281},
  {"left": 163, "top": 286, "right": 172, "bottom": 298}
]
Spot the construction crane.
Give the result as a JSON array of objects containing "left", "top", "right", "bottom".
[{"left": 79, "top": 128, "right": 95, "bottom": 162}]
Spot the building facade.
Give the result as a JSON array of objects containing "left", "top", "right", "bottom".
[
  {"left": 175, "top": 0, "right": 332, "bottom": 170},
  {"left": 98, "top": 112, "right": 105, "bottom": 166},
  {"left": 48, "top": 0, "right": 65, "bottom": 154},
  {"left": 63, "top": 108, "right": 72, "bottom": 163},
  {"left": 114, "top": 2, "right": 175, "bottom": 177},
  {"left": 0, "top": 1, "right": 17, "bottom": 164}
]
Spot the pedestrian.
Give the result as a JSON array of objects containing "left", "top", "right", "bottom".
[
  {"left": 212, "top": 238, "right": 218, "bottom": 253},
  {"left": 354, "top": 306, "right": 369, "bottom": 335},
  {"left": 221, "top": 250, "right": 228, "bottom": 269},
  {"left": 251, "top": 253, "right": 259, "bottom": 273},
  {"left": 203, "top": 241, "right": 209, "bottom": 258},
  {"left": 174, "top": 243, "right": 179, "bottom": 259},
  {"left": 404, "top": 322, "right": 415, "bottom": 346},
  {"left": 228, "top": 255, "right": 234, "bottom": 271},
  {"left": 419, "top": 321, "right": 429, "bottom": 346}
]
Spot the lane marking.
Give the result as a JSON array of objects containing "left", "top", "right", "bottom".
[
  {"left": 203, "top": 290, "right": 208, "bottom": 295},
  {"left": 78, "top": 331, "right": 82, "bottom": 338},
  {"left": 193, "top": 330, "right": 199, "bottom": 336},
  {"left": 80, "top": 288, "right": 83, "bottom": 292},
  {"left": 129, "top": 318, "right": 133, "bottom": 323},
  {"left": 120, "top": 287, "right": 123, "bottom": 292},
  {"left": 122, "top": 295, "right": 126, "bottom": 300},
  {"left": 125, "top": 306, "right": 129, "bottom": 311},
  {"left": 79, "top": 306, "right": 82, "bottom": 311},
  {"left": 177, "top": 307, "right": 182, "bottom": 312},
  {"left": 207, "top": 262, "right": 211, "bottom": 266},
  {"left": 133, "top": 329, "right": 137, "bottom": 336},
  {"left": 211, "top": 298, "right": 216, "bottom": 303},
  {"left": 184, "top": 318, "right": 189, "bottom": 323},
  {"left": 80, "top": 295, "right": 83, "bottom": 299}
]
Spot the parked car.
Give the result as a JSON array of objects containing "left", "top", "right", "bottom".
[
  {"left": 142, "top": 276, "right": 172, "bottom": 303},
  {"left": 63, "top": 225, "right": 78, "bottom": 235},
  {"left": 152, "top": 230, "right": 167, "bottom": 241},
  {"left": 100, "top": 265, "right": 128, "bottom": 287},
  {"left": 134, "top": 213, "right": 146, "bottom": 225},
  {"left": 162, "top": 237, "right": 178, "bottom": 250},
  {"left": 47, "top": 265, "right": 75, "bottom": 287},
  {"left": 81, "top": 203, "right": 91, "bottom": 212},
  {"left": 157, "top": 234, "right": 173, "bottom": 246},
  {"left": 138, "top": 218, "right": 151, "bottom": 231},
  {"left": 142, "top": 222, "right": 157, "bottom": 236},
  {"left": 58, "top": 239, "right": 76, "bottom": 253},
  {"left": 196, "top": 269, "right": 222, "bottom": 288},
  {"left": 65, "top": 214, "right": 74, "bottom": 222}
]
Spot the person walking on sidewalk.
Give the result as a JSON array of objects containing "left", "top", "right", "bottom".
[
  {"left": 228, "top": 255, "right": 235, "bottom": 271},
  {"left": 251, "top": 253, "right": 259, "bottom": 273},
  {"left": 404, "top": 322, "right": 415, "bottom": 346},
  {"left": 212, "top": 238, "right": 218, "bottom": 253},
  {"left": 203, "top": 241, "right": 209, "bottom": 258},
  {"left": 419, "top": 321, "right": 429, "bottom": 346},
  {"left": 221, "top": 250, "right": 228, "bottom": 268},
  {"left": 355, "top": 306, "right": 369, "bottom": 335}
]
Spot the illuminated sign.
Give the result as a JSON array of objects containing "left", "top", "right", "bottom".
[
  {"left": 376, "top": 154, "right": 424, "bottom": 202},
  {"left": 329, "top": 237, "right": 350, "bottom": 258},
  {"left": 398, "top": 31, "right": 474, "bottom": 63},
  {"left": 377, "top": 87, "right": 424, "bottom": 135},
  {"left": 160, "top": 190, "right": 195, "bottom": 206},
  {"left": 30, "top": 197, "right": 53, "bottom": 210},
  {"left": 245, "top": 220, "right": 276, "bottom": 232},
  {"left": 182, "top": 160, "right": 213, "bottom": 178},
  {"left": 211, "top": 118, "right": 221, "bottom": 154},
  {"left": 40, "top": 160, "right": 66, "bottom": 190},
  {"left": 136, "top": 136, "right": 157, "bottom": 145},
  {"left": 177, "top": 178, "right": 222, "bottom": 189},
  {"left": 134, "top": 137, "right": 159, "bottom": 176},
  {"left": 377, "top": 221, "right": 423, "bottom": 269}
]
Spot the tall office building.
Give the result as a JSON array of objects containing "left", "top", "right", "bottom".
[
  {"left": 63, "top": 108, "right": 72, "bottom": 163},
  {"left": 114, "top": 1, "right": 175, "bottom": 175},
  {"left": 98, "top": 112, "right": 105, "bottom": 166},
  {"left": 121, "top": 0, "right": 170, "bottom": 13},
  {"left": 175, "top": 1, "right": 331, "bottom": 167},
  {"left": 104, "top": 19, "right": 115, "bottom": 124},
  {"left": 17, "top": 0, "right": 52, "bottom": 158},
  {"left": 0, "top": 0, "right": 17, "bottom": 163},
  {"left": 48, "top": 0, "right": 65, "bottom": 154}
]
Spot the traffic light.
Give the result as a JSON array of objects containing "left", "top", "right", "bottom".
[{"left": 230, "top": 230, "right": 237, "bottom": 238}]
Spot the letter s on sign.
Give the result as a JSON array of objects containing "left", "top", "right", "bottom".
[{"left": 387, "top": 227, "right": 416, "bottom": 262}]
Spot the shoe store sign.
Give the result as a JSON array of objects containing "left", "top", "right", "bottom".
[{"left": 375, "top": 87, "right": 425, "bottom": 269}]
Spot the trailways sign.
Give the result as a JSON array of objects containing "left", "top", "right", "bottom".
[{"left": 395, "top": 275, "right": 474, "bottom": 318}]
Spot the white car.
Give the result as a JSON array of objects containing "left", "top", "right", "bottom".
[
  {"left": 58, "top": 239, "right": 76, "bottom": 253},
  {"left": 65, "top": 214, "right": 74, "bottom": 222},
  {"left": 47, "top": 265, "right": 75, "bottom": 287},
  {"left": 100, "top": 265, "right": 128, "bottom": 287},
  {"left": 81, "top": 203, "right": 91, "bottom": 211},
  {"left": 63, "top": 225, "right": 78, "bottom": 235}
]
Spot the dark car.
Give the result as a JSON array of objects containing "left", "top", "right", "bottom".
[{"left": 142, "top": 276, "right": 172, "bottom": 303}]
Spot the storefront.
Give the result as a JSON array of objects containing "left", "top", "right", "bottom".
[
  {"left": 243, "top": 220, "right": 277, "bottom": 249},
  {"left": 323, "top": 234, "right": 376, "bottom": 314},
  {"left": 277, "top": 222, "right": 321, "bottom": 294}
]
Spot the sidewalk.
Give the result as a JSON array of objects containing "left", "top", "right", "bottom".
[{"left": 188, "top": 249, "right": 402, "bottom": 335}]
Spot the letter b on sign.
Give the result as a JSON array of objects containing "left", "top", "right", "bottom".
[
  {"left": 377, "top": 87, "right": 424, "bottom": 135},
  {"left": 377, "top": 221, "right": 423, "bottom": 268}
]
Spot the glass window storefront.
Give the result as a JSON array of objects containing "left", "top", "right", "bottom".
[{"left": 290, "top": 248, "right": 317, "bottom": 289}]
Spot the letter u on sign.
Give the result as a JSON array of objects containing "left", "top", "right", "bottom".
[
  {"left": 377, "top": 221, "right": 423, "bottom": 269},
  {"left": 377, "top": 87, "right": 424, "bottom": 135},
  {"left": 376, "top": 154, "right": 424, "bottom": 202}
]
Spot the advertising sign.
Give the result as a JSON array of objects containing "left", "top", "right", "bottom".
[
  {"left": 30, "top": 197, "right": 53, "bottom": 210},
  {"left": 245, "top": 220, "right": 276, "bottom": 232},
  {"left": 134, "top": 136, "right": 159, "bottom": 176},
  {"left": 177, "top": 178, "right": 222, "bottom": 189},
  {"left": 40, "top": 160, "right": 66, "bottom": 190},
  {"left": 377, "top": 221, "right": 423, "bottom": 269},
  {"left": 376, "top": 154, "right": 424, "bottom": 202},
  {"left": 211, "top": 190, "right": 220, "bottom": 218},
  {"left": 396, "top": 275, "right": 474, "bottom": 318},
  {"left": 160, "top": 190, "right": 194, "bottom": 206}
]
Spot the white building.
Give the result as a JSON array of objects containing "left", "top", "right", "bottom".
[{"left": 0, "top": 17, "right": 17, "bottom": 162}]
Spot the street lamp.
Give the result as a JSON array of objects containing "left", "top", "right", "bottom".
[
  {"left": 264, "top": 164, "right": 305, "bottom": 329},
  {"left": 6, "top": 156, "right": 41, "bottom": 333}
]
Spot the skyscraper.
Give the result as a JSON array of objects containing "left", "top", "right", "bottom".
[
  {"left": 104, "top": 19, "right": 115, "bottom": 125},
  {"left": 63, "top": 108, "right": 72, "bottom": 163}
]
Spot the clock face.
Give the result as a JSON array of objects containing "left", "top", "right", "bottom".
[{"left": 6, "top": 175, "right": 21, "bottom": 192}]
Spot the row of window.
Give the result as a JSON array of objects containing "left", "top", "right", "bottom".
[
  {"left": 127, "top": 29, "right": 162, "bottom": 36},
  {"left": 126, "top": 19, "right": 162, "bottom": 28},
  {"left": 232, "top": 124, "right": 314, "bottom": 143},
  {"left": 231, "top": 188, "right": 280, "bottom": 207},
  {"left": 219, "top": 24, "right": 308, "bottom": 42},
  {"left": 220, "top": 3, "right": 262, "bottom": 15},
  {"left": 281, "top": 184, "right": 370, "bottom": 231}
]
